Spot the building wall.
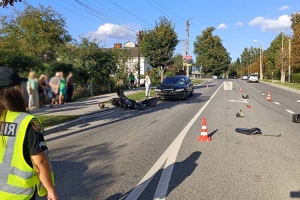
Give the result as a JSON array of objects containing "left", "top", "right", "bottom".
[
  {"left": 124, "top": 41, "right": 136, "bottom": 48},
  {"left": 126, "top": 57, "right": 153, "bottom": 75}
]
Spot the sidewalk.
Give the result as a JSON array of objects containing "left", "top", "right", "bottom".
[{"left": 30, "top": 87, "right": 146, "bottom": 117}]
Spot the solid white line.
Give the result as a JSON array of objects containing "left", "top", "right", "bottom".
[
  {"left": 261, "top": 93, "right": 265, "bottom": 95},
  {"left": 274, "top": 102, "right": 280, "bottom": 105},
  {"left": 286, "top": 109, "right": 295, "bottom": 114},
  {"left": 125, "top": 83, "right": 224, "bottom": 200}
]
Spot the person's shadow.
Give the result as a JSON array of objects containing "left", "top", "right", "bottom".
[{"left": 106, "top": 151, "right": 201, "bottom": 200}]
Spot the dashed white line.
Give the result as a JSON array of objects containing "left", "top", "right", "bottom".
[
  {"left": 254, "top": 88, "right": 257, "bottom": 90},
  {"left": 297, "top": 100, "right": 300, "bottom": 102},
  {"left": 286, "top": 109, "right": 295, "bottom": 114},
  {"left": 258, "top": 91, "right": 261, "bottom": 92},
  {"left": 274, "top": 102, "right": 280, "bottom": 105},
  {"left": 261, "top": 93, "right": 265, "bottom": 95}
]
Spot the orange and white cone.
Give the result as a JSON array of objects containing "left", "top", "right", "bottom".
[
  {"left": 266, "top": 91, "right": 271, "bottom": 101},
  {"left": 239, "top": 87, "right": 242, "bottom": 92},
  {"left": 198, "top": 118, "right": 211, "bottom": 142}
]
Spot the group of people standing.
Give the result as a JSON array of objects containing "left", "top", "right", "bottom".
[{"left": 25, "top": 71, "right": 74, "bottom": 109}]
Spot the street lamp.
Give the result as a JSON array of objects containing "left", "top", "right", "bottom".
[{"left": 254, "top": 39, "right": 263, "bottom": 80}]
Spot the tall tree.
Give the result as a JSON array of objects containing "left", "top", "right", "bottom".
[
  {"left": 0, "top": 3, "right": 72, "bottom": 72},
  {"left": 193, "top": 27, "right": 231, "bottom": 76},
  {"left": 291, "top": 12, "right": 300, "bottom": 71},
  {"left": 140, "top": 17, "right": 179, "bottom": 81},
  {"left": 265, "top": 33, "right": 289, "bottom": 82},
  {"left": 73, "top": 37, "right": 118, "bottom": 85}
]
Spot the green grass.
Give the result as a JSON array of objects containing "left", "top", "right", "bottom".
[
  {"left": 261, "top": 79, "right": 300, "bottom": 90},
  {"left": 126, "top": 90, "right": 156, "bottom": 101},
  {"left": 192, "top": 79, "right": 205, "bottom": 85},
  {"left": 37, "top": 115, "right": 80, "bottom": 128},
  {"left": 273, "top": 82, "right": 300, "bottom": 90}
]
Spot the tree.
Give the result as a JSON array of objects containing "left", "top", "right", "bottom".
[
  {"left": 0, "top": 0, "right": 21, "bottom": 8},
  {"left": 291, "top": 12, "right": 300, "bottom": 71},
  {"left": 193, "top": 27, "right": 231, "bottom": 76},
  {"left": 264, "top": 33, "right": 289, "bottom": 82},
  {"left": 140, "top": 17, "right": 179, "bottom": 81},
  {"left": 0, "top": 3, "right": 72, "bottom": 72},
  {"left": 73, "top": 37, "right": 118, "bottom": 85}
]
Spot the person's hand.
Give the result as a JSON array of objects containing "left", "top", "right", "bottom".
[{"left": 47, "top": 190, "right": 58, "bottom": 200}]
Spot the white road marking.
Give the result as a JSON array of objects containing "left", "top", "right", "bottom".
[
  {"left": 286, "top": 109, "right": 295, "bottom": 114},
  {"left": 297, "top": 100, "right": 300, "bottom": 102},
  {"left": 258, "top": 91, "right": 261, "bottom": 92},
  {"left": 261, "top": 93, "right": 265, "bottom": 95},
  {"left": 274, "top": 102, "right": 280, "bottom": 105},
  {"left": 228, "top": 99, "right": 248, "bottom": 103},
  {"left": 125, "top": 83, "right": 224, "bottom": 200}
]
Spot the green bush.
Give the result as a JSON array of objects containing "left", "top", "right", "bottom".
[{"left": 292, "top": 73, "right": 300, "bottom": 83}]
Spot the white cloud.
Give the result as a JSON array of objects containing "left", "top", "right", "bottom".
[
  {"left": 249, "top": 15, "right": 291, "bottom": 31},
  {"left": 216, "top": 23, "right": 228, "bottom": 30},
  {"left": 234, "top": 22, "right": 244, "bottom": 26},
  {"left": 88, "top": 23, "right": 136, "bottom": 41},
  {"left": 279, "top": 5, "right": 290, "bottom": 10}
]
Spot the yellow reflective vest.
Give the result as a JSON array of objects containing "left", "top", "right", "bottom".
[{"left": 0, "top": 111, "right": 54, "bottom": 200}]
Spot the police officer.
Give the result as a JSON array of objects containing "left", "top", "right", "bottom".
[{"left": 0, "top": 67, "right": 58, "bottom": 200}]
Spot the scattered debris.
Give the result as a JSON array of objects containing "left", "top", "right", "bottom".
[
  {"left": 242, "top": 95, "right": 250, "bottom": 99},
  {"left": 98, "top": 102, "right": 105, "bottom": 109},
  {"left": 292, "top": 114, "right": 300, "bottom": 123},
  {"left": 236, "top": 110, "right": 245, "bottom": 117},
  {"left": 235, "top": 127, "right": 281, "bottom": 137}
]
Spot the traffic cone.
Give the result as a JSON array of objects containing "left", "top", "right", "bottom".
[
  {"left": 247, "top": 105, "right": 251, "bottom": 108},
  {"left": 198, "top": 118, "right": 211, "bottom": 142},
  {"left": 266, "top": 91, "right": 271, "bottom": 101},
  {"left": 206, "top": 84, "right": 209, "bottom": 88},
  {"left": 239, "top": 87, "right": 242, "bottom": 92}
]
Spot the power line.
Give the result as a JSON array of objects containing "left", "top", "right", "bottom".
[
  {"left": 106, "top": 0, "right": 153, "bottom": 27},
  {"left": 85, "top": 0, "right": 143, "bottom": 30},
  {"left": 152, "top": 0, "right": 185, "bottom": 22},
  {"left": 75, "top": 0, "right": 137, "bottom": 37},
  {"left": 75, "top": 0, "right": 136, "bottom": 32},
  {"left": 47, "top": 0, "right": 136, "bottom": 38}
]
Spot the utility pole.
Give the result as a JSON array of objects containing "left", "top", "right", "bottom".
[
  {"left": 137, "top": 30, "right": 143, "bottom": 87},
  {"left": 260, "top": 44, "right": 263, "bottom": 80},
  {"left": 281, "top": 32, "right": 284, "bottom": 82},
  {"left": 181, "top": 40, "right": 185, "bottom": 70},
  {"left": 288, "top": 37, "right": 291, "bottom": 82},
  {"left": 186, "top": 17, "right": 194, "bottom": 77}
]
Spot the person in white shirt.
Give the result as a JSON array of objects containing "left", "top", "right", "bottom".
[{"left": 145, "top": 71, "right": 151, "bottom": 99}]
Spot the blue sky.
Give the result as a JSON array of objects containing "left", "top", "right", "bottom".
[{"left": 1, "top": 0, "right": 298, "bottom": 62}]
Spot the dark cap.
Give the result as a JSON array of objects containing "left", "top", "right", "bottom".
[{"left": 0, "top": 67, "right": 28, "bottom": 89}]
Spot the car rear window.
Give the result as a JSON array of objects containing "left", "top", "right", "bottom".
[{"left": 162, "top": 77, "right": 185, "bottom": 85}]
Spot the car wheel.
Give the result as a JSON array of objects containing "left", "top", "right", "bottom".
[
  {"left": 190, "top": 88, "right": 194, "bottom": 96},
  {"left": 182, "top": 91, "right": 188, "bottom": 101}
]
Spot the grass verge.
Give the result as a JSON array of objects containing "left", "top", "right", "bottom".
[
  {"left": 126, "top": 90, "right": 156, "bottom": 101},
  {"left": 192, "top": 79, "right": 206, "bottom": 85},
  {"left": 37, "top": 115, "right": 80, "bottom": 128},
  {"left": 261, "top": 80, "right": 300, "bottom": 90}
]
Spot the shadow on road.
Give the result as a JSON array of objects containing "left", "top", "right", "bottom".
[{"left": 105, "top": 151, "right": 201, "bottom": 200}]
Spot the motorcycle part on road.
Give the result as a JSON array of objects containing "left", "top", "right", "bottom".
[{"left": 292, "top": 114, "right": 300, "bottom": 123}]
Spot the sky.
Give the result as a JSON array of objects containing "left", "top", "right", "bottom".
[{"left": 1, "top": 0, "right": 298, "bottom": 63}]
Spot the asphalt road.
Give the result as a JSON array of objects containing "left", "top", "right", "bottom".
[{"left": 39, "top": 79, "right": 300, "bottom": 200}]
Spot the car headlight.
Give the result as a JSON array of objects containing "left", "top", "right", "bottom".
[
  {"left": 175, "top": 88, "right": 184, "bottom": 92},
  {"left": 155, "top": 89, "right": 161, "bottom": 92}
]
